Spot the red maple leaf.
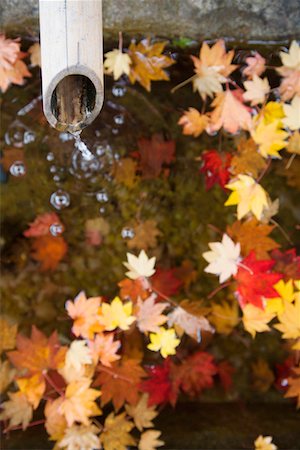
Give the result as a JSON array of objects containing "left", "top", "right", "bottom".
[
  {"left": 133, "top": 134, "right": 175, "bottom": 179},
  {"left": 271, "top": 248, "right": 300, "bottom": 281},
  {"left": 140, "top": 359, "right": 179, "bottom": 406},
  {"left": 274, "top": 356, "right": 294, "bottom": 392},
  {"left": 217, "top": 360, "right": 235, "bottom": 391},
  {"left": 200, "top": 150, "right": 232, "bottom": 190},
  {"left": 23, "top": 212, "right": 64, "bottom": 238},
  {"left": 235, "top": 251, "right": 282, "bottom": 309},
  {"left": 151, "top": 267, "right": 183, "bottom": 299}
]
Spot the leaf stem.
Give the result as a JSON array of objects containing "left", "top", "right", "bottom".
[
  {"left": 98, "top": 365, "right": 133, "bottom": 383},
  {"left": 207, "top": 281, "right": 232, "bottom": 299},
  {"left": 256, "top": 157, "right": 271, "bottom": 183},
  {"left": 43, "top": 371, "right": 64, "bottom": 397},
  {"left": 171, "top": 74, "right": 197, "bottom": 93},
  {"left": 3, "top": 419, "right": 45, "bottom": 434},
  {"left": 150, "top": 287, "right": 178, "bottom": 308},
  {"left": 270, "top": 218, "right": 293, "bottom": 245}
]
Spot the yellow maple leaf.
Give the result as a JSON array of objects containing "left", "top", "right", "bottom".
[
  {"left": 147, "top": 327, "right": 180, "bottom": 358},
  {"left": 254, "top": 435, "right": 278, "bottom": 450},
  {"left": 225, "top": 174, "right": 269, "bottom": 220},
  {"left": 17, "top": 373, "right": 46, "bottom": 409},
  {"left": 104, "top": 49, "right": 132, "bottom": 80},
  {"left": 274, "top": 298, "right": 300, "bottom": 348},
  {"left": 28, "top": 42, "right": 41, "bottom": 67},
  {"left": 58, "top": 424, "right": 100, "bottom": 450},
  {"left": 252, "top": 119, "right": 288, "bottom": 158},
  {"left": 287, "top": 130, "right": 300, "bottom": 155},
  {"left": 45, "top": 397, "right": 67, "bottom": 441},
  {"left": 209, "top": 300, "right": 240, "bottom": 335},
  {"left": 0, "top": 317, "right": 17, "bottom": 354},
  {"left": 260, "top": 101, "right": 285, "bottom": 126},
  {"left": 242, "top": 304, "right": 275, "bottom": 338},
  {"left": 113, "top": 157, "right": 138, "bottom": 188},
  {"left": 58, "top": 378, "right": 101, "bottom": 426},
  {"left": 125, "top": 393, "right": 158, "bottom": 431},
  {"left": 100, "top": 296, "right": 136, "bottom": 331},
  {"left": 178, "top": 108, "right": 209, "bottom": 137},
  {"left": 100, "top": 412, "right": 135, "bottom": 450},
  {"left": 265, "top": 279, "right": 295, "bottom": 315},
  {"left": 139, "top": 430, "right": 164, "bottom": 450},
  {"left": 0, "top": 360, "right": 16, "bottom": 394},
  {"left": 0, "top": 391, "right": 33, "bottom": 430}
]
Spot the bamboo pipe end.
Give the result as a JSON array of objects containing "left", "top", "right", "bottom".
[{"left": 42, "top": 66, "right": 103, "bottom": 133}]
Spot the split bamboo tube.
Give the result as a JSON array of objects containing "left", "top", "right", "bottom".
[{"left": 39, "top": 0, "right": 103, "bottom": 132}]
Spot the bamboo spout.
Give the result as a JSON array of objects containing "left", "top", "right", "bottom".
[{"left": 39, "top": 0, "right": 103, "bottom": 133}]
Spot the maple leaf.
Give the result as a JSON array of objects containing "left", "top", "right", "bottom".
[
  {"left": 136, "top": 295, "right": 168, "bottom": 333},
  {"left": 251, "top": 359, "right": 275, "bottom": 393},
  {"left": 285, "top": 367, "right": 300, "bottom": 408},
  {"left": 209, "top": 300, "right": 240, "bottom": 335},
  {"left": 287, "top": 130, "right": 300, "bottom": 155},
  {"left": 28, "top": 42, "right": 41, "bottom": 67},
  {"left": 58, "top": 378, "right": 101, "bottom": 426},
  {"left": 283, "top": 95, "right": 300, "bottom": 130},
  {"left": 225, "top": 174, "right": 269, "bottom": 220},
  {"left": 260, "top": 198, "right": 280, "bottom": 224},
  {"left": 0, "top": 317, "right": 17, "bottom": 354},
  {"left": 274, "top": 356, "right": 294, "bottom": 392},
  {"left": 230, "top": 137, "right": 267, "bottom": 178},
  {"left": 135, "top": 135, "right": 175, "bottom": 179},
  {"left": 85, "top": 217, "right": 110, "bottom": 247},
  {"left": 95, "top": 358, "right": 146, "bottom": 411},
  {"left": 272, "top": 248, "right": 300, "bottom": 281},
  {"left": 127, "top": 220, "right": 161, "bottom": 250},
  {"left": 266, "top": 279, "right": 296, "bottom": 315},
  {"left": 45, "top": 397, "right": 67, "bottom": 441},
  {"left": 65, "top": 291, "right": 103, "bottom": 339},
  {"left": 0, "top": 391, "right": 33, "bottom": 430},
  {"left": 173, "top": 260, "right": 197, "bottom": 289},
  {"left": 191, "top": 39, "right": 237, "bottom": 100},
  {"left": 167, "top": 305, "right": 213, "bottom": 341},
  {"left": 277, "top": 41, "right": 300, "bottom": 101},
  {"left": 23, "top": 212, "right": 64, "bottom": 238},
  {"left": 243, "top": 75, "right": 270, "bottom": 105},
  {"left": 217, "top": 360, "right": 235, "bottom": 391},
  {"left": 0, "top": 360, "right": 16, "bottom": 394},
  {"left": 203, "top": 233, "right": 241, "bottom": 283},
  {"left": 31, "top": 235, "right": 68, "bottom": 271},
  {"left": 104, "top": 49, "right": 132, "bottom": 80},
  {"left": 125, "top": 393, "right": 158, "bottom": 431},
  {"left": 17, "top": 373, "right": 46, "bottom": 409},
  {"left": 174, "top": 351, "right": 217, "bottom": 396},
  {"left": 128, "top": 38, "right": 174, "bottom": 92},
  {"left": 141, "top": 359, "right": 179, "bottom": 406},
  {"left": 209, "top": 89, "right": 252, "bottom": 134},
  {"left": 147, "top": 327, "right": 180, "bottom": 358},
  {"left": 235, "top": 251, "right": 282, "bottom": 309},
  {"left": 243, "top": 52, "right": 266, "bottom": 78},
  {"left": 252, "top": 120, "right": 288, "bottom": 158},
  {"left": 274, "top": 298, "right": 300, "bottom": 348},
  {"left": 139, "top": 430, "right": 164, "bottom": 450},
  {"left": 88, "top": 333, "right": 121, "bottom": 367},
  {"left": 64, "top": 340, "right": 92, "bottom": 373},
  {"left": 200, "top": 149, "right": 232, "bottom": 190},
  {"left": 113, "top": 157, "right": 138, "bottom": 187},
  {"left": 119, "top": 278, "right": 149, "bottom": 302},
  {"left": 254, "top": 435, "right": 278, "bottom": 450},
  {"left": 178, "top": 108, "right": 209, "bottom": 137},
  {"left": 0, "top": 147, "right": 25, "bottom": 171},
  {"left": 260, "top": 101, "right": 285, "bottom": 126},
  {"left": 0, "top": 34, "right": 31, "bottom": 92},
  {"left": 242, "top": 304, "right": 275, "bottom": 338},
  {"left": 151, "top": 267, "right": 183, "bottom": 298},
  {"left": 58, "top": 424, "right": 100, "bottom": 450},
  {"left": 100, "top": 296, "right": 135, "bottom": 331},
  {"left": 100, "top": 412, "right": 135, "bottom": 450},
  {"left": 227, "top": 218, "right": 280, "bottom": 260},
  {"left": 123, "top": 250, "right": 156, "bottom": 280},
  {"left": 8, "top": 325, "right": 67, "bottom": 376}
]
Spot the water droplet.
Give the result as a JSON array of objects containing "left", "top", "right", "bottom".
[
  {"left": 281, "top": 378, "right": 288, "bottom": 387},
  {"left": 96, "top": 190, "right": 109, "bottom": 202},
  {"left": 111, "top": 128, "right": 119, "bottom": 135},
  {"left": 59, "top": 132, "right": 73, "bottom": 142},
  {"left": 9, "top": 161, "right": 26, "bottom": 177},
  {"left": 112, "top": 85, "right": 126, "bottom": 97},
  {"left": 49, "top": 223, "right": 64, "bottom": 236},
  {"left": 99, "top": 206, "right": 106, "bottom": 214},
  {"left": 50, "top": 165, "right": 57, "bottom": 173},
  {"left": 121, "top": 227, "right": 135, "bottom": 239},
  {"left": 23, "top": 130, "right": 36, "bottom": 144},
  {"left": 53, "top": 175, "right": 61, "bottom": 182},
  {"left": 113, "top": 114, "right": 125, "bottom": 125},
  {"left": 5, "top": 121, "right": 28, "bottom": 148},
  {"left": 50, "top": 190, "right": 70, "bottom": 210},
  {"left": 95, "top": 145, "right": 105, "bottom": 156},
  {"left": 46, "top": 152, "right": 55, "bottom": 162}
]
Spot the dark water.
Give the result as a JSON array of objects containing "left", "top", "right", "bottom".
[{"left": 1, "top": 41, "right": 300, "bottom": 449}]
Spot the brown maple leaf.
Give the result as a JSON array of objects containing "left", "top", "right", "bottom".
[
  {"left": 94, "top": 358, "right": 146, "bottom": 411},
  {"left": 118, "top": 278, "right": 149, "bottom": 302},
  {"left": 285, "top": 367, "right": 300, "bottom": 408},
  {"left": 287, "top": 130, "right": 300, "bottom": 155},
  {"left": 230, "top": 137, "right": 267, "bottom": 178},
  {"left": 128, "top": 38, "right": 174, "bottom": 92},
  {"left": 0, "top": 148, "right": 25, "bottom": 172},
  {"left": 173, "top": 260, "right": 197, "bottom": 289},
  {"left": 8, "top": 326, "right": 67, "bottom": 376},
  {"left": 127, "top": 220, "right": 161, "bottom": 250},
  {"left": 227, "top": 218, "right": 280, "bottom": 260},
  {"left": 112, "top": 157, "right": 138, "bottom": 188},
  {"left": 135, "top": 134, "right": 175, "bottom": 179},
  {"left": 100, "top": 412, "right": 135, "bottom": 450}
]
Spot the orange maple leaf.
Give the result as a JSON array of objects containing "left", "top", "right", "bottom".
[
  {"left": 0, "top": 34, "right": 31, "bottom": 92},
  {"left": 178, "top": 108, "right": 209, "bottom": 137},
  {"left": 94, "top": 359, "right": 146, "bottom": 411},
  {"left": 31, "top": 235, "right": 68, "bottom": 271},
  {"left": 65, "top": 291, "right": 103, "bottom": 339},
  {"left": 227, "top": 218, "right": 280, "bottom": 260},
  {"left": 8, "top": 326, "right": 67, "bottom": 376},
  {"left": 118, "top": 278, "right": 149, "bottom": 302}
]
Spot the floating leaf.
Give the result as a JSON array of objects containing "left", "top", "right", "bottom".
[
  {"left": 274, "top": 298, "right": 300, "bottom": 348},
  {"left": 28, "top": 42, "right": 41, "bottom": 67},
  {"left": 200, "top": 150, "right": 232, "bottom": 190},
  {"left": 167, "top": 304, "right": 213, "bottom": 340},
  {"left": 123, "top": 250, "right": 156, "bottom": 280},
  {"left": 100, "top": 297, "right": 135, "bottom": 331},
  {"left": 65, "top": 291, "right": 103, "bottom": 339},
  {"left": 285, "top": 367, "right": 300, "bottom": 408},
  {"left": 178, "top": 108, "right": 209, "bottom": 137},
  {"left": 230, "top": 137, "right": 267, "bottom": 179},
  {"left": 0, "top": 391, "right": 33, "bottom": 430},
  {"left": 251, "top": 359, "right": 275, "bottom": 393},
  {"left": 0, "top": 317, "right": 17, "bottom": 354},
  {"left": 104, "top": 49, "right": 132, "bottom": 80},
  {"left": 243, "top": 75, "right": 270, "bottom": 105},
  {"left": 88, "top": 333, "right": 121, "bottom": 367},
  {"left": 31, "top": 235, "right": 68, "bottom": 271},
  {"left": 254, "top": 435, "right": 277, "bottom": 450},
  {"left": 127, "top": 220, "right": 161, "bottom": 251},
  {"left": 209, "top": 300, "right": 240, "bottom": 335},
  {"left": 141, "top": 359, "right": 179, "bottom": 406},
  {"left": 147, "top": 327, "right": 180, "bottom": 358},
  {"left": 243, "top": 52, "right": 266, "bottom": 78},
  {"left": 282, "top": 95, "right": 300, "bottom": 130},
  {"left": 0, "top": 34, "right": 31, "bottom": 92},
  {"left": 287, "top": 130, "right": 300, "bottom": 155},
  {"left": 252, "top": 119, "right": 288, "bottom": 158},
  {"left": 100, "top": 412, "right": 135, "bottom": 450},
  {"left": 58, "top": 424, "right": 100, "bottom": 450},
  {"left": 136, "top": 295, "right": 168, "bottom": 333},
  {"left": 0, "top": 360, "right": 16, "bottom": 394},
  {"left": 135, "top": 135, "right": 175, "bottom": 179},
  {"left": 125, "top": 393, "right": 158, "bottom": 431},
  {"left": 24, "top": 212, "right": 64, "bottom": 238},
  {"left": 113, "top": 157, "right": 138, "bottom": 187},
  {"left": 139, "top": 430, "right": 164, "bottom": 450}
]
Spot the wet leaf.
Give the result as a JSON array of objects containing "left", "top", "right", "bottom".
[
  {"left": 277, "top": 40, "right": 300, "bottom": 101},
  {"left": 24, "top": 212, "right": 64, "bottom": 238},
  {"left": 58, "top": 424, "right": 100, "bottom": 450},
  {"left": 230, "top": 137, "right": 267, "bottom": 178},
  {"left": 0, "top": 317, "right": 17, "bottom": 354},
  {"left": 209, "top": 301, "right": 240, "bottom": 335},
  {"left": 173, "top": 260, "right": 197, "bottom": 289},
  {"left": 287, "top": 130, "right": 300, "bottom": 155},
  {"left": 274, "top": 298, "right": 300, "bottom": 348},
  {"left": 127, "top": 220, "right": 161, "bottom": 250},
  {"left": 123, "top": 250, "right": 156, "bottom": 280},
  {"left": 31, "top": 235, "right": 68, "bottom": 271},
  {"left": 0, "top": 34, "right": 31, "bottom": 92},
  {"left": 125, "top": 393, "right": 158, "bottom": 431},
  {"left": 17, "top": 373, "right": 46, "bottom": 409},
  {"left": 65, "top": 291, "right": 103, "bottom": 339},
  {"left": 167, "top": 304, "right": 213, "bottom": 340},
  {"left": 28, "top": 42, "right": 41, "bottom": 67},
  {"left": 271, "top": 248, "right": 300, "bottom": 281},
  {"left": 243, "top": 75, "right": 270, "bottom": 105},
  {"left": 147, "top": 327, "right": 180, "bottom": 358},
  {"left": 100, "top": 412, "right": 135, "bottom": 450},
  {"left": 104, "top": 49, "right": 131, "bottom": 80},
  {"left": 178, "top": 108, "right": 209, "bottom": 137},
  {"left": 151, "top": 267, "right": 182, "bottom": 298},
  {"left": 139, "top": 430, "right": 164, "bottom": 450},
  {"left": 282, "top": 95, "right": 300, "bottom": 130},
  {"left": 45, "top": 397, "right": 67, "bottom": 440},
  {"left": 252, "top": 119, "right": 288, "bottom": 158},
  {"left": 136, "top": 295, "right": 168, "bottom": 333},
  {"left": 0, "top": 360, "right": 16, "bottom": 394},
  {"left": 88, "top": 333, "right": 121, "bottom": 367},
  {"left": 141, "top": 359, "right": 179, "bottom": 406},
  {"left": 100, "top": 296, "right": 135, "bottom": 331},
  {"left": 135, "top": 134, "right": 175, "bottom": 179},
  {"left": 113, "top": 157, "right": 138, "bottom": 187},
  {"left": 0, "top": 391, "right": 33, "bottom": 430},
  {"left": 200, "top": 150, "right": 232, "bottom": 190},
  {"left": 119, "top": 278, "right": 149, "bottom": 302},
  {"left": 254, "top": 435, "right": 277, "bottom": 450},
  {"left": 243, "top": 52, "right": 266, "bottom": 78}
]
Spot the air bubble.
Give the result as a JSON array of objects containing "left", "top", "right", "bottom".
[
  {"left": 99, "top": 206, "right": 106, "bottom": 214},
  {"left": 113, "top": 114, "right": 125, "bottom": 125},
  {"left": 50, "top": 190, "right": 70, "bottom": 210},
  {"left": 96, "top": 190, "right": 109, "bottom": 202},
  {"left": 53, "top": 175, "right": 61, "bottom": 182},
  {"left": 59, "top": 132, "right": 74, "bottom": 142},
  {"left": 112, "top": 85, "right": 126, "bottom": 97},
  {"left": 111, "top": 128, "right": 119, "bottom": 135},
  {"left": 121, "top": 227, "right": 135, "bottom": 239},
  {"left": 46, "top": 152, "right": 55, "bottom": 162},
  {"left": 5, "top": 122, "right": 28, "bottom": 148},
  {"left": 9, "top": 161, "right": 26, "bottom": 177},
  {"left": 23, "top": 131, "right": 36, "bottom": 144},
  {"left": 49, "top": 223, "right": 64, "bottom": 236},
  {"left": 50, "top": 165, "right": 57, "bottom": 173}
]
